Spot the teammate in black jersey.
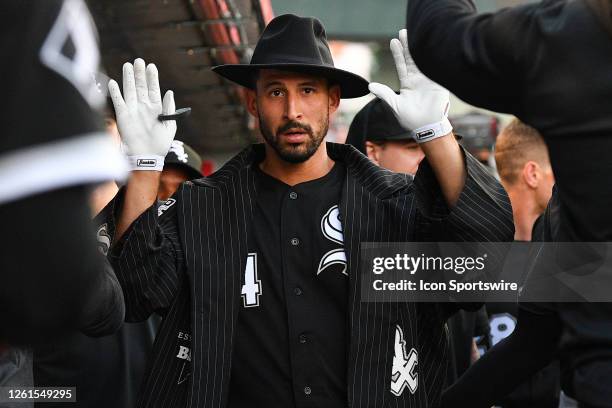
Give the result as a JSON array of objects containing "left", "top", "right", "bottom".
[{"left": 0, "top": 0, "right": 127, "bottom": 344}]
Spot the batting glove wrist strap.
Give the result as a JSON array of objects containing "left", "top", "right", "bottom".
[
  {"left": 413, "top": 118, "right": 453, "bottom": 143},
  {"left": 129, "top": 155, "right": 164, "bottom": 171}
]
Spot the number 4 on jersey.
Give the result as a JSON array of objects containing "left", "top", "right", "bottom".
[{"left": 242, "top": 253, "right": 262, "bottom": 307}]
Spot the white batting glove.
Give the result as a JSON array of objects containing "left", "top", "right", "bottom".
[
  {"left": 108, "top": 58, "right": 176, "bottom": 171},
  {"left": 369, "top": 29, "right": 452, "bottom": 143}
]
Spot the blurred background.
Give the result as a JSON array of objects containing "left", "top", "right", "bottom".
[{"left": 89, "top": 0, "right": 536, "bottom": 173}]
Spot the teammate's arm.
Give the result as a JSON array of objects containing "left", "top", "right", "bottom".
[
  {"left": 406, "top": 0, "right": 532, "bottom": 114},
  {"left": 115, "top": 171, "right": 161, "bottom": 240},
  {"left": 0, "top": 186, "right": 124, "bottom": 344},
  {"left": 418, "top": 135, "right": 465, "bottom": 207},
  {"left": 440, "top": 307, "right": 561, "bottom": 408}
]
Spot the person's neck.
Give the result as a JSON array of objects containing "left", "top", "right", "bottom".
[
  {"left": 507, "top": 188, "right": 541, "bottom": 241},
  {"left": 259, "top": 143, "right": 335, "bottom": 186}
]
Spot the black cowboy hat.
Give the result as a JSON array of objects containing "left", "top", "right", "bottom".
[{"left": 212, "top": 14, "right": 370, "bottom": 98}]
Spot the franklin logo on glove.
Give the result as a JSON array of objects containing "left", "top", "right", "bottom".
[{"left": 137, "top": 159, "right": 157, "bottom": 167}]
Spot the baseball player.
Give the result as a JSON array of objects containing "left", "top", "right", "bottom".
[
  {"left": 106, "top": 16, "right": 513, "bottom": 407},
  {"left": 0, "top": 0, "right": 126, "bottom": 345}
]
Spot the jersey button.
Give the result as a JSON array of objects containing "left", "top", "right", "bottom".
[
  {"left": 290, "top": 237, "right": 300, "bottom": 246},
  {"left": 304, "top": 386, "right": 312, "bottom": 396},
  {"left": 299, "top": 334, "right": 307, "bottom": 344},
  {"left": 289, "top": 191, "right": 298, "bottom": 200},
  {"left": 293, "top": 287, "right": 303, "bottom": 296}
]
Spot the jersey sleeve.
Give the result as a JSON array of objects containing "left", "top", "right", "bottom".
[
  {"left": 406, "top": 0, "right": 538, "bottom": 114},
  {"left": 414, "top": 147, "right": 514, "bottom": 244},
  {"left": 108, "top": 190, "right": 185, "bottom": 321},
  {"left": 440, "top": 307, "right": 561, "bottom": 408},
  {"left": 0, "top": 186, "right": 124, "bottom": 344}
]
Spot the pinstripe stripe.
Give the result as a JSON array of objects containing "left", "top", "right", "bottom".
[{"left": 109, "top": 142, "right": 513, "bottom": 407}]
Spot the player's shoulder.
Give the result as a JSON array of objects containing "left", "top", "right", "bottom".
[{"left": 328, "top": 142, "right": 414, "bottom": 199}]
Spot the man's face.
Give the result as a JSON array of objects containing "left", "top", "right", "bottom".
[
  {"left": 366, "top": 139, "right": 425, "bottom": 175},
  {"left": 246, "top": 69, "right": 340, "bottom": 163}
]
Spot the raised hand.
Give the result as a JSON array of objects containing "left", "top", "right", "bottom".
[
  {"left": 369, "top": 29, "right": 452, "bottom": 143},
  {"left": 108, "top": 58, "right": 176, "bottom": 171}
]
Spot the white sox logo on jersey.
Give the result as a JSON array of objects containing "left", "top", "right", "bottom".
[
  {"left": 391, "top": 324, "right": 418, "bottom": 396},
  {"left": 96, "top": 223, "right": 111, "bottom": 256},
  {"left": 317, "top": 205, "right": 348, "bottom": 276},
  {"left": 158, "top": 198, "right": 176, "bottom": 217}
]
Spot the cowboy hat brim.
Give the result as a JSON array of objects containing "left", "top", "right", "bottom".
[{"left": 212, "top": 63, "right": 370, "bottom": 99}]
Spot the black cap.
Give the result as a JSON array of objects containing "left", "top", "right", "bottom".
[
  {"left": 164, "top": 140, "right": 203, "bottom": 180},
  {"left": 212, "top": 14, "right": 370, "bottom": 98},
  {"left": 346, "top": 98, "right": 413, "bottom": 154}
]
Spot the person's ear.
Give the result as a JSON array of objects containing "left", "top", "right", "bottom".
[
  {"left": 522, "top": 161, "right": 540, "bottom": 188},
  {"left": 328, "top": 84, "right": 341, "bottom": 114},
  {"left": 365, "top": 141, "right": 381, "bottom": 165},
  {"left": 246, "top": 89, "right": 258, "bottom": 117}
]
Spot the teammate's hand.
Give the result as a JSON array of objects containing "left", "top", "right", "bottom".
[
  {"left": 108, "top": 58, "right": 176, "bottom": 171},
  {"left": 369, "top": 29, "right": 452, "bottom": 143}
]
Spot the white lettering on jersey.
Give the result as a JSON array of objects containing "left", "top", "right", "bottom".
[
  {"left": 241, "top": 253, "right": 262, "bottom": 307},
  {"left": 489, "top": 313, "right": 517, "bottom": 346},
  {"left": 96, "top": 223, "right": 111, "bottom": 256},
  {"left": 318, "top": 205, "right": 348, "bottom": 276},
  {"left": 158, "top": 198, "right": 176, "bottom": 217},
  {"left": 391, "top": 324, "right": 418, "bottom": 396},
  {"left": 176, "top": 345, "right": 191, "bottom": 362},
  {"left": 176, "top": 330, "right": 192, "bottom": 384}
]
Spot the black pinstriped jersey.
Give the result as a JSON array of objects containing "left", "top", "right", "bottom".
[
  {"left": 108, "top": 143, "right": 514, "bottom": 407},
  {"left": 229, "top": 163, "right": 347, "bottom": 407}
]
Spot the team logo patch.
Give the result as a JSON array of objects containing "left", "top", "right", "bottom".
[
  {"left": 39, "top": 0, "right": 104, "bottom": 108},
  {"left": 391, "top": 324, "right": 418, "bottom": 396},
  {"left": 158, "top": 198, "right": 176, "bottom": 217},
  {"left": 317, "top": 205, "right": 348, "bottom": 276},
  {"left": 96, "top": 223, "right": 111, "bottom": 256}
]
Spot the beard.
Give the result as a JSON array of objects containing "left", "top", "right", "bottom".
[{"left": 258, "top": 112, "right": 329, "bottom": 164}]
